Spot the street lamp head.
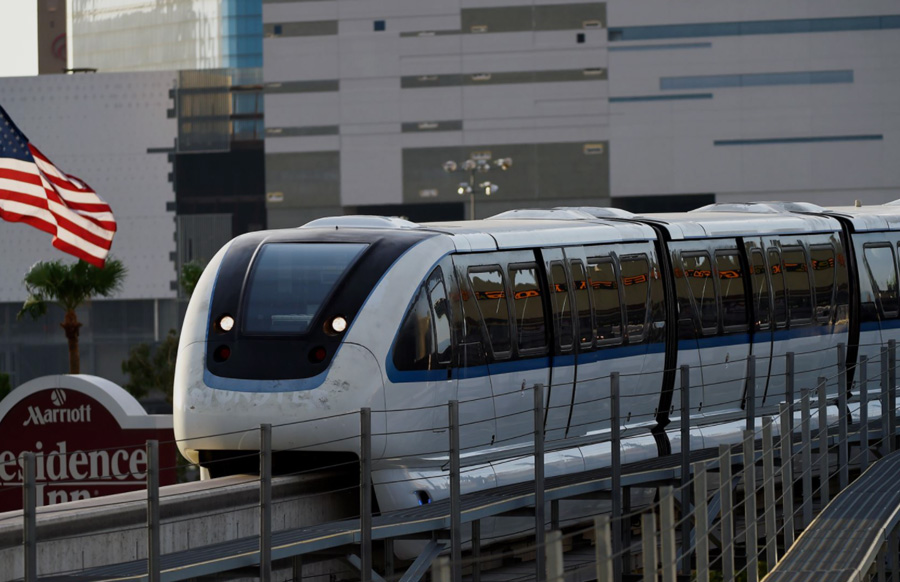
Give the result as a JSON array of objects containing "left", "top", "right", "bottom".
[
  {"left": 494, "top": 157, "right": 513, "bottom": 170},
  {"left": 479, "top": 182, "right": 499, "bottom": 196},
  {"left": 477, "top": 160, "right": 491, "bottom": 173},
  {"left": 442, "top": 160, "right": 458, "bottom": 173},
  {"left": 462, "top": 159, "right": 477, "bottom": 171},
  {"left": 457, "top": 182, "right": 472, "bottom": 195}
]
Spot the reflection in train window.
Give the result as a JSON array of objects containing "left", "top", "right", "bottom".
[
  {"left": 509, "top": 264, "right": 548, "bottom": 353},
  {"left": 549, "top": 262, "right": 574, "bottom": 350},
  {"left": 393, "top": 267, "right": 451, "bottom": 370},
  {"left": 427, "top": 269, "right": 453, "bottom": 364},
  {"left": 681, "top": 252, "right": 717, "bottom": 334},
  {"left": 570, "top": 261, "right": 594, "bottom": 348},
  {"left": 468, "top": 267, "right": 512, "bottom": 356},
  {"left": 588, "top": 259, "right": 623, "bottom": 346},
  {"left": 621, "top": 256, "right": 650, "bottom": 343},
  {"left": 749, "top": 250, "right": 771, "bottom": 330},
  {"left": 865, "top": 245, "right": 899, "bottom": 318},
  {"left": 782, "top": 246, "right": 813, "bottom": 324},
  {"left": 767, "top": 249, "right": 788, "bottom": 327},
  {"left": 716, "top": 252, "right": 747, "bottom": 330},
  {"left": 810, "top": 244, "right": 836, "bottom": 323}
]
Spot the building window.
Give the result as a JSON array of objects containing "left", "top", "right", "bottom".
[
  {"left": 374, "top": 20, "right": 385, "bottom": 31},
  {"left": 273, "top": 24, "right": 282, "bottom": 36},
  {"left": 577, "top": 33, "right": 585, "bottom": 43}
]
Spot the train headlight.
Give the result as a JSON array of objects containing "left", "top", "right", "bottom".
[
  {"left": 217, "top": 314, "right": 235, "bottom": 332},
  {"left": 327, "top": 315, "right": 348, "bottom": 334}
]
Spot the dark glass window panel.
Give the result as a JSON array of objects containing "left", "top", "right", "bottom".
[
  {"left": 244, "top": 243, "right": 367, "bottom": 333},
  {"left": 468, "top": 267, "right": 512, "bottom": 355},
  {"left": 510, "top": 265, "right": 548, "bottom": 352},
  {"left": 681, "top": 253, "right": 717, "bottom": 333},
  {"left": 716, "top": 252, "right": 747, "bottom": 330},
  {"left": 549, "top": 262, "right": 574, "bottom": 349},
  {"left": 749, "top": 250, "right": 771, "bottom": 330},
  {"left": 782, "top": 247, "right": 813, "bottom": 323},
  {"left": 768, "top": 250, "right": 788, "bottom": 327},
  {"left": 810, "top": 245, "right": 836, "bottom": 322},
  {"left": 865, "top": 246, "right": 899, "bottom": 318},
  {"left": 621, "top": 256, "right": 650, "bottom": 342},
  {"left": 588, "top": 259, "right": 623, "bottom": 345},
  {"left": 393, "top": 285, "right": 436, "bottom": 371},
  {"left": 570, "top": 261, "right": 593, "bottom": 348},
  {"left": 426, "top": 269, "right": 453, "bottom": 364}
]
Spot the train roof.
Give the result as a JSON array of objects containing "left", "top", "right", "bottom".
[
  {"left": 825, "top": 204, "right": 900, "bottom": 232},
  {"left": 640, "top": 202, "right": 841, "bottom": 239},
  {"left": 423, "top": 216, "right": 656, "bottom": 250}
]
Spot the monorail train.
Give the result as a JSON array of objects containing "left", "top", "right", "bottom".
[{"left": 173, "top": 201, "right": 900, "bottom": 530}]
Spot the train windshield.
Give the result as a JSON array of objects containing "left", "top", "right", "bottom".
[{"left": 243, "top": 242, "right": 368, "bottom": 334}]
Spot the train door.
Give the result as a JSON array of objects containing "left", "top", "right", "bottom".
[
  {"left": 670, "top": 245, "right": 710, "bottom": 420},
  {"left": 540, "top": 248, "right": 577, "bottom": 442},
  {"left": 745, "top": 241, "right": 774, "bottom": 409},
  {"left": 452, "top": 256, "right": 498, "bottom": 453},
  {"left": 385, "top": 263, "right": 458, "bottom": 459}
]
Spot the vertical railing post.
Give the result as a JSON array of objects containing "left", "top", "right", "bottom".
[
  {"left": 762, "top": 417, "right": 777, "bottom": 570},
  {"left": 889, "top": 339, "right": 897, "bottom": 452},
  {"left": 449, "top": 400, "right": 462, "bottom": 582},
  {"left": 434, "top": 556, "right": 450, "bottom": 582},
  {"left": 546, "top": 530, "right": 564, "bottom": 582},
  {"left": 800, "top": 390, "right": 813, "bottom": 528},
  {"left": 643, "top": 512, "right": 658, "bottom": 582},
  {"left": 23, "top": 452, "right": 37, "bottom": 582},
  {"left": 746, "top": 355, "right": 757, "bottom": 432},
  {"left": 882, "top": 346, "right": 891, "bottom": 456},
  {"left": 817, "top": 377, "right": 830, "bottom": 506},
  {"left": 719, "top": 444, "right": 734, "bottom": 582},
  {"left": 693, "top": 461, "right": 709, "bottom": 582},
  {"left": 786, "top": 352, "right": 796, "bottom": 434},
  {"left": 259, "top": 425, "right": 272, "bottom": 582},
  {"left": 660, "top": 486, "right": 676, "bottom": 582},
  {"left": 679, "top": 365, "right": 691, "bottom": 574},
  {"left": 595, "top": 515, "right": 613, "bottom": 582},
  {"left": 611, "top": 372, "right": 623, "bottom": 581},
  {"left": 838, "top": 344, "right": 849, "bottom": 490},
  {"left": 533, "top": 383, "right": 546, "bottom": 582},
  {"left": 360, "top": 409, "right": 372, "bottom": 582},
  {"left": 742, "top": 430, "right": 758, "bottom": 582},
  {"left": 860, "top": 356, "right": 870, "bottom": 470},
  {"left": 147, "top": 440, "right": 160, "bottom": 582},
  {"left": 779, "top": 403, "right": 795, "bottom": 548},
  {"left": 472, "top": 520, "right": 481, "bottom": 582}
]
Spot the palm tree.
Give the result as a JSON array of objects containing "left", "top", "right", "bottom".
[{"left": 18, "top": 259, "right": 127, "bottom": 374}]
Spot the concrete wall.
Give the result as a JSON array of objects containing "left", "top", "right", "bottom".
[{"left": 262, "top": 0, "right": 900, "bottom": 225}]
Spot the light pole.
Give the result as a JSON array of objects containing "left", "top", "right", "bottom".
[{"left": 443, "top": 156, "right": 512, "bottom": 221}]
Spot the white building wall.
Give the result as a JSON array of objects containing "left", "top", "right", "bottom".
[
  {"left": 0, "top": 71, "right": 178, "bottom": 302},
  {"left": 263, "top": 0, "right": 900, "bottom": 220}
]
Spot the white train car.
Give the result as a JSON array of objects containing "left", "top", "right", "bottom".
[{"left": 173, "top": 201, "right": 894, "bottom": 532}]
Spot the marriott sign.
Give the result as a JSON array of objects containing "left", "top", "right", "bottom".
[{"left": 0, "top": 375, "right": 175, "bottom": 512}]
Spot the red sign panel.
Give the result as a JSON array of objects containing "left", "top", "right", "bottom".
[{"left": 0, "top": 385, "right": 175, "bottom": 512}]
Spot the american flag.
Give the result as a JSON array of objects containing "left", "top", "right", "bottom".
[{"left": 0, "top": 104, "right": 116, "bottom": 268}]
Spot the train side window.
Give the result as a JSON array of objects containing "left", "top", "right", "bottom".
[
  {"left": 509, "top": 264, "right": 548, "bottom": 353},
  {"left": 427, "top": 269, "right": 453, "bottom": 364},
  {"left": 716, "top": 251, "right": 747, "bottom": 331},
  {"left": 864, "top": 245, "right": 899, "bottom": 318},
  {"left": 782, "top": 246, "right": 813, "bottom": 324},
  {"left": 393, "top": 267, "right": 451, "bottom": 370},
  {"left": 681, "top": 252, "right": 718, "bottom": 334},
  {"left": 588, "top": 259, "right": 624, "bottom": 346},
  {"left": 570, "top": 260, "right": 594, "bottom": 349},
  {"left": 456, "top": 267, "right": 488, "bottom": 366},
  {"left": 549, "top": 262, "right": 574, "bottom": 351},
  {"left": 767, "top": 249, "right": 788, "bottom": 327},
  {"left": 467, "top": 267, "right": 513, "bottom": 357},
  {"left": 749, "top": 250, "right": 771, "bottom": 330},
  {"left": 810, "top": 244, "right": 836, "bottom": 323},
  {"left": 620, "top": 256, "right": 650, "bottom": 343}
]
